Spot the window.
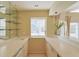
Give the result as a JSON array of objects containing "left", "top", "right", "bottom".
[
  {"left": 60, "top": 21, "right": 65, "bottom": 36},
  {"left": 70, "top": 23, "right": 78, "bottom": 38},
  {"left": 0, "top": 19, "right": 6, "bottom": 37},
  {"left": 0, "top": 5, "right": 6, "bottom": 13},
  {"left": 31, "top": 17, "right": 46, "bottom": 37}
]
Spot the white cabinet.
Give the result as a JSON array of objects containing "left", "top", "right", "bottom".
[
  {"left": 16, "top": 39, "right": 28, "bottom": 57},
  {"left": 46, "top": 43, "right": 57, "bottom": 57},
  {"left": 23, "top": 41, "right": 28, "bottom": 57}
]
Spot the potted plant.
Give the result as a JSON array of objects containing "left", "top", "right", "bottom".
[{"left": 55, "top": 21, "right": 64, "bottom": 35}]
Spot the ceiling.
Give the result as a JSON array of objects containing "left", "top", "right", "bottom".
[
  {"left": 10, "top": 1, "right": 79, "bottom": 13},
  {"left": 66, "top": 2, "right": 79, "bottom": 13},
  {"left": 11, "top": 1, "right": 54, "bottom": 10}
]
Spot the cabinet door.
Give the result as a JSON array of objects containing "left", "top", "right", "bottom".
[
  {"left": 23, "top": 40, "right": 28, "bottom": 57},
  {"left": 16, "top": 39, "right": 28, "bottom": 57},
  {"left": 46, "top": 43, "right": 57, "bottom": 57}
]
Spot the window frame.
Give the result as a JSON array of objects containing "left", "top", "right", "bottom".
[
  {"left": 70, "top": 22, "right": 79, "bottom": 38},
  {"left": 30, "top": 17, "right": 47, "bottom": 38}
]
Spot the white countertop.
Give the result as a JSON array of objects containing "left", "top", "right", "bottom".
[
  {"left": 0, "top": 37, "right": 29, "bottom": 57},
  {"left": 0, "top": 36, "right": 79, "bottom": 57},
  {"left": 45, "top": 36, "right": 79, "bottom": 57}
]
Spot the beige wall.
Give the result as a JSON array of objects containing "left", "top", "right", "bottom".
[
  {"left": 18, "top": 10, "right": 56, "bottom": 37},
  {"left": 69, "top": 13, "right": 79, "bottom": 22}
]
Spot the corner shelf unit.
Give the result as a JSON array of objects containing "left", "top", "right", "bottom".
[{"left": 0, "top": 2, "right": 20, "bottom": 39}]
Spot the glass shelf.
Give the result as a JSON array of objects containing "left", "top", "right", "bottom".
[
  {"left": 0, "top": 29, "right": 19, "bottom": 30},
  {"left": 0, "top": 2, "right": 19, "bottom": 39},
  {"left": 6, "top": 21, "right": 20, "bottom": 24}
]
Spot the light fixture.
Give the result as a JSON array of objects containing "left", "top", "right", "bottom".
[
  {"left": 34, "top": 5, "right": 39, "bottom": 7},
  {"left": 55, "top": 11, "right": 58, "bottom": 14}
]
